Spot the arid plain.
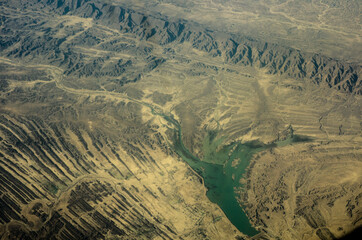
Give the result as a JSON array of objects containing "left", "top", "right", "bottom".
[{"left": 0, "top": 0, "right": 361, "bottom": 239}]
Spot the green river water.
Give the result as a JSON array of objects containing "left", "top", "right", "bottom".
[
  {"left": 150, "top": 107, "right": 310, "bottom": 237},
  {"left": 173, "top": 129, "right": 262, "bottom": 236}
]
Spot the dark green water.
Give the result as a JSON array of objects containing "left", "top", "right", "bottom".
[
  {"left": 149, "top": 107, "right": 310, "bottom": 236},
  {"left": 159, "top": 109, "right": 262, "bottom": 236},
  {"left": 173, "top": 129, "right": 261, "bottom": 236}
]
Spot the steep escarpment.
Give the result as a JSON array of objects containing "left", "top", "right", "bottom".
[
  {"left": 222, "top": 38, "right": 361, "bottom": 94},
  {"left": 0, "top": 0, "right": 360, "bottom": 94},
  {"left": 6, "top": 0, "right": 359, "bottom": 94}
]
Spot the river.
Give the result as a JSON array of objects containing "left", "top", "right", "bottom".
[{"left": 150, "top": 107, "right": 310, "bottom": 237}]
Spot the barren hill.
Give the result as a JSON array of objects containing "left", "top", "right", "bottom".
[{"left": 0, "top": 1, "right": 361, "bottom": 239}]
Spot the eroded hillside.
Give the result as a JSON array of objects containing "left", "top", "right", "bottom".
[{"left": 0, "top": 0, "right": 361, "bottom": 239}]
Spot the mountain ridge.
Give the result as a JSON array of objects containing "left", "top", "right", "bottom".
[
  {"left": 1, "top": 0, "right": 361, "bottom": 94},
  {"left": 34, "top": 0, "right": 362, "bottom": 94}
]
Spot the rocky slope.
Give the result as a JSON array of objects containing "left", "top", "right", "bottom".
[
  {"left": 1, "top": 0, "right": 361, "bottom": 94},
  {"left": 0, "top": 1, "right": 361, "bottom": 240}
]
